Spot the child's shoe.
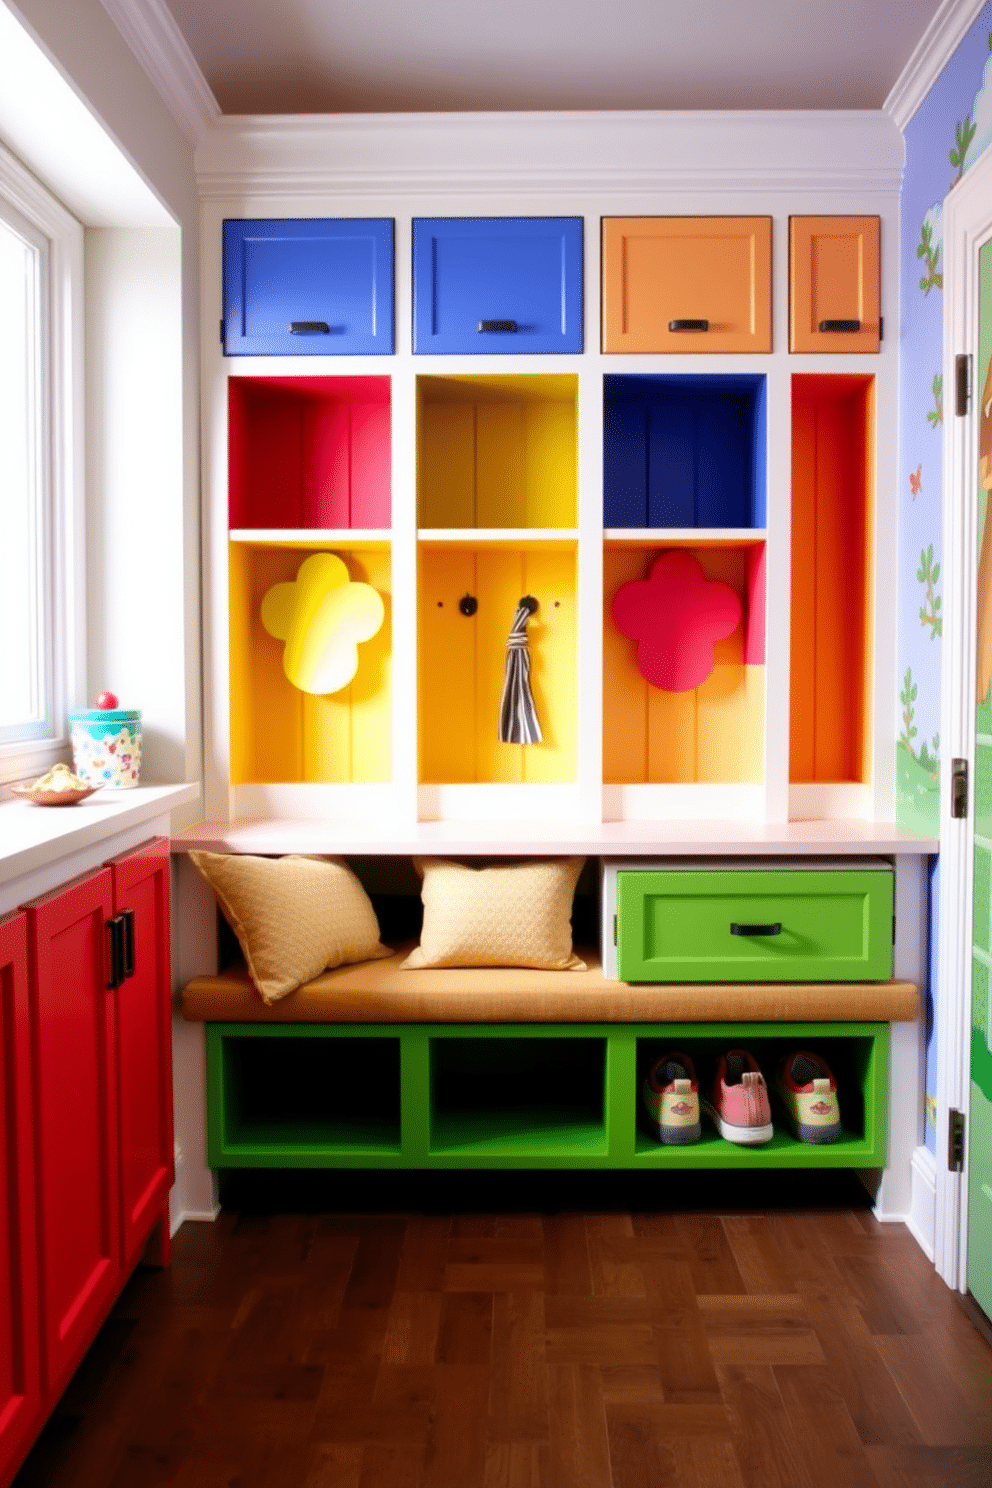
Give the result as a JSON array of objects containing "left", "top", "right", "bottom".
[
  {"left": 642, "top": 1052, "right": 701, "bottom": 1144},
  {"left": 775, "top": 1051, "right": 841, "bottom": 1143},
  {"left": 701, "top": 1050, "right": 774, "bottom": 1145}
]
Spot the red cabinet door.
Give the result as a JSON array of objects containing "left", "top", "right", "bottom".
[
  {"left": 25, "top": 870, "right": 121, "bottom": 1400},
  {"left": 0, "top": 914, "right": 42, "bottom": 1487},
  {"left": 107, "top": 838, "right": 174, "bottom": 1268}
]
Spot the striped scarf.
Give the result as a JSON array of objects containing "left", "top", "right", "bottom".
[{"left": 498, "top": 604, "right": 542, "bottom": 744}]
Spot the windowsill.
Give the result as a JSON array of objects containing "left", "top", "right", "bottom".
[{"left": 0, "top": 781, "right": 199, "bottom": 891}]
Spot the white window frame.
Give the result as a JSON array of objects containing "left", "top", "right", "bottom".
[{"left": 0, "top": 139, "right": 84, "bottom": 785}]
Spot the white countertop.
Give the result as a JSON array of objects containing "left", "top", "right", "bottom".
[{"left": 0, "top": 782, "right": 200, "bottom": 889}]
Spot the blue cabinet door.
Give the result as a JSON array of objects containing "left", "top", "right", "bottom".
[
  {"left": 223, "top": 219, "right": 394, "bottom": 356},
  {"left": 413, "top": 217, "right": 583, "bottom": 354}
]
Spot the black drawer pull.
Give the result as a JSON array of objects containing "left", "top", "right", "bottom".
[
  {"left": 289, "top": 320, "right": 331, "bottom": 334},
  {"left": 730, "top": 921, "right": 782, "bottom": 937},
  {"left": 819, "top": 318, "right": 861, "bottom": 332},
  {"left": 477, "top": 319, "right": 518, "bottom": 333},
  {"left": 107, "top": 914, "right": 125, "bottom": 988},
  {"left": 122, "top": 908, "right": 135, "bottom": 980},
  {"left": 668, "top": 318, "right": 709, "bottom": 332}
]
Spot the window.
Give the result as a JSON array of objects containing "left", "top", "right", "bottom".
[{"left": 0, "top": 141, "right": 83, "bottom": 783}]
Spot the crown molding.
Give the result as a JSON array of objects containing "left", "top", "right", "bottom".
[
  {"left": 99, "top": 0, "right": 219, "bottom": 144},
  {"left": 885, "top": 0, "right": 989, "bottom": 130},
  {"left": 195, "top": 109, "right": 905, "bottom": 202}
]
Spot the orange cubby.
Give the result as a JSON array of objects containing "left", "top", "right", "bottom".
[
  {"left": 603, "top": 543, "right": 765, "bottom": 785},
  {"left": 228, "top": 375, "right": 391, "bottom": 529},
  {"left": 418, "top": 542, "right": 577, "bottom": 784},
  {"left": 417, "top": 374, "right": 577, "bottom": 529},
  {"left": 790, "top": 375, "right": 873, "bottom": 784},
  {"left": 229, "top": 541, "right": 391, "bottom": 784}
]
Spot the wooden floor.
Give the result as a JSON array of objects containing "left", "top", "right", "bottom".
[{"left": 13, "top": 1170, "right": 992, "bottom": 1488}]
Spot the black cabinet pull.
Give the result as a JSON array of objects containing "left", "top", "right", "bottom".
[
  {"left": 730, "top": 921, "right": 782, "bottom": 937},
  {"left": 477, "top": 319, "right": 518, "bottom": 333},
  {"left": 289, "top": 320, "right": 331, "bottom": 334},
  {"left": 122, "top": 908, "right": 135, "bottom": 980},
  {"left": 107, "top": 914, "right": 125, "bottom": 988},
  {"left": 818, "top": 318, "right": 861, "bottom": 332},
  {"left": 668, "top": 319, "right": 709, "bottom": 332}
]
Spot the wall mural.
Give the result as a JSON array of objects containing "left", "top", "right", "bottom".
[{"left": 899, "top": 5, "right": 992, "bottom": 1151}]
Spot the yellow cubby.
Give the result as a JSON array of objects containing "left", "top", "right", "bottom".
[
  {"left": 418, "top": 541, "right": 577, "bottom": 784},
  {"left": 417, "top": 374, "right": 578, "bottom": 529},
  {"left": 229, "top": 541, "right": 391, "bottom": 784},
  {"left": 603, "top": 543, "right": 765, "bottom": 785}
]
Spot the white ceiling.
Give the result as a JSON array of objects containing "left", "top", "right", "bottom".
[{"left": 160, "top": 0, "right": 948, "bottom": 115}]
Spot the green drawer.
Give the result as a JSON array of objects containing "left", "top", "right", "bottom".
[{"left": 616, "top": 868, "right": 893, "bottom": 983}]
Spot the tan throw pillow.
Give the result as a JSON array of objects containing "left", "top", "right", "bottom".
[
  {"left": 402, "top": 857, "right": 587, "bottom": 970},
  {"left": 189, "top": 851, "right": 391, "bottom": 1004}
]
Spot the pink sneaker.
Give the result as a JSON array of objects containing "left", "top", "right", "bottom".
[
  {"left": 702, "top": 1050, "right": 774, "bottom": 1145},
  {"left": 642, "top": 1052, "right": 701, "bottom": 1144}
]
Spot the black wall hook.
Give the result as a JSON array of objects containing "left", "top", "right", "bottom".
[
  {"left": 519, "top": 594, "right": 538, "bottom": 614},
  {"left": 459, "top": 593, "right": 478, "bottom": 616}
]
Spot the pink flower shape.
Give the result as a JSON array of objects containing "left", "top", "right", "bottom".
[{"left": 612, "top": 551, "right": 742, "bottom": 692}]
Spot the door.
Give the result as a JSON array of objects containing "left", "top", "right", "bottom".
[
  {"left": 107, "top": 839, "right": 174, "bottom": 1269},
  {"left": 969, "top": 235, "right": 992, "bottom": 1322},
  {"left": 25, "top": 870, "right": 121, "bottom": 1399}
]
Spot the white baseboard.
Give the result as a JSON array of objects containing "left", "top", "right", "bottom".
[
  {"left": 905, "top": 1144, "right": 938, "bottom": 1261},
  {"left": 170, "top": 1203, "right": 221, "bottom": 1237}
]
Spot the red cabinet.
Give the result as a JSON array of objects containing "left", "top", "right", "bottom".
[
  {"left": 3, "top": 839, "right": 173, "bottom": 1486},
  {"left": 107, "top": 839, "right": 174, "bottom": 1270},
  {"left": 0, "top": 914, "right": 42, "bottom": 1488},
  {"left": 27, "top": 867, "right": 121, "bottom": 1399}
]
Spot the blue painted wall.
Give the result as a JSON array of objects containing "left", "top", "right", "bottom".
[{"left": 899, "top": 3, "right": 992, "bottom": 1150}]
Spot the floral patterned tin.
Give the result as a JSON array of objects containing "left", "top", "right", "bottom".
[{"left": 69, "top": 708, "right": 142, "bottom": 788}]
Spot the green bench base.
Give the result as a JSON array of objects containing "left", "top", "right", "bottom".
[{"left": 206, "top": 1020, "right": 890, "bottom": 1170}]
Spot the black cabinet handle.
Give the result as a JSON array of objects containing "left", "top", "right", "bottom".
[
  {"left": 668, "top": 319, "right": 709, "bottom": 332},
  {"left": 122, "top": 908, "right": 135, "bottom": 980},
  {"left": 730, "top": 921, "right": 782, "bottom": 937},
  {"left": 107, "top": 914, "right": 125, "bottom": 988},
  {"left": 818, "top": 319, "right": 861, "bottom": 332},
  {"left": 289, "top": 320, "right": 331, "bottom": 334},
  {"left": 477, "top": 319, "right": 518, "bottom": 333}
]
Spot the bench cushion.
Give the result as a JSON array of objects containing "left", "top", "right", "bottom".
[{"left": 181, "top": 948, "right": 920, "bottom": 1025}]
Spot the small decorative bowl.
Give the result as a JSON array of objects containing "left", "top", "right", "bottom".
[{"left": 10, "top": 781, "right": 102, "bottom": 807}]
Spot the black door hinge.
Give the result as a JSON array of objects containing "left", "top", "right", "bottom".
[
  {"left": 956, "top": 354, "right": 972, "bottom": 416},
  {"left": 220, "top": 318, "right": 225, "bottom": 345},
  {"left": 949, "top": 1108, "right": 965, "bottom": 1171},
  {"left": 951, "top": 758, "right": 969, "bottom": 819}
]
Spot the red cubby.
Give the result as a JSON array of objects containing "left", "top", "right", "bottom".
[{"left": 228, "top": 375, "right": 391, "bottom": 530}]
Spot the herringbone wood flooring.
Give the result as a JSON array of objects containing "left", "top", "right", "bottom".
[{"left": 13, "top": 1171, "right": 992, "bottom": 1488}]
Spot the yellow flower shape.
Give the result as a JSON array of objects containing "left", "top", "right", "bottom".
[{"left": 261, "top": 553, "right": 384, "bottom": 695}]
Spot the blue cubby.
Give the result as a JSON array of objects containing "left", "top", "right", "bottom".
[
  {"left": 413, "top": 217, "right": 583, "bottom": 354},
  {"left": 603, "top": 374, "right": 767, "bottom": 529},
  {"left": 222, "top": 218, "right": 394, "bottom": 356}
]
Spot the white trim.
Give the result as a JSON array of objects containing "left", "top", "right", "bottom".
[
  {"left": 885, "top": 0, "right": 990, "bottom": 129},
  {"left": 907, "top": 1144, "right": 938, "bottom": 1260},
  {"left": 937, "top": 143, "right": 992, "bottom": 1290},
  {"left": 195, "top": 110, "right": 905, "bottom": 201},
  {"left": 99, "top": 0, "right": 219, "bottom": 145},
  {"left": 0, "top": 138, "right": 85, "bottom": 786}
]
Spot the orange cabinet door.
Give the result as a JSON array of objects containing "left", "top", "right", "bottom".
[
  {"left": 789, "top": 216, "right": 880, "bottom": 353},
  {"left": 602, "top": 217, "right": 772, "bottom": 354}
]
